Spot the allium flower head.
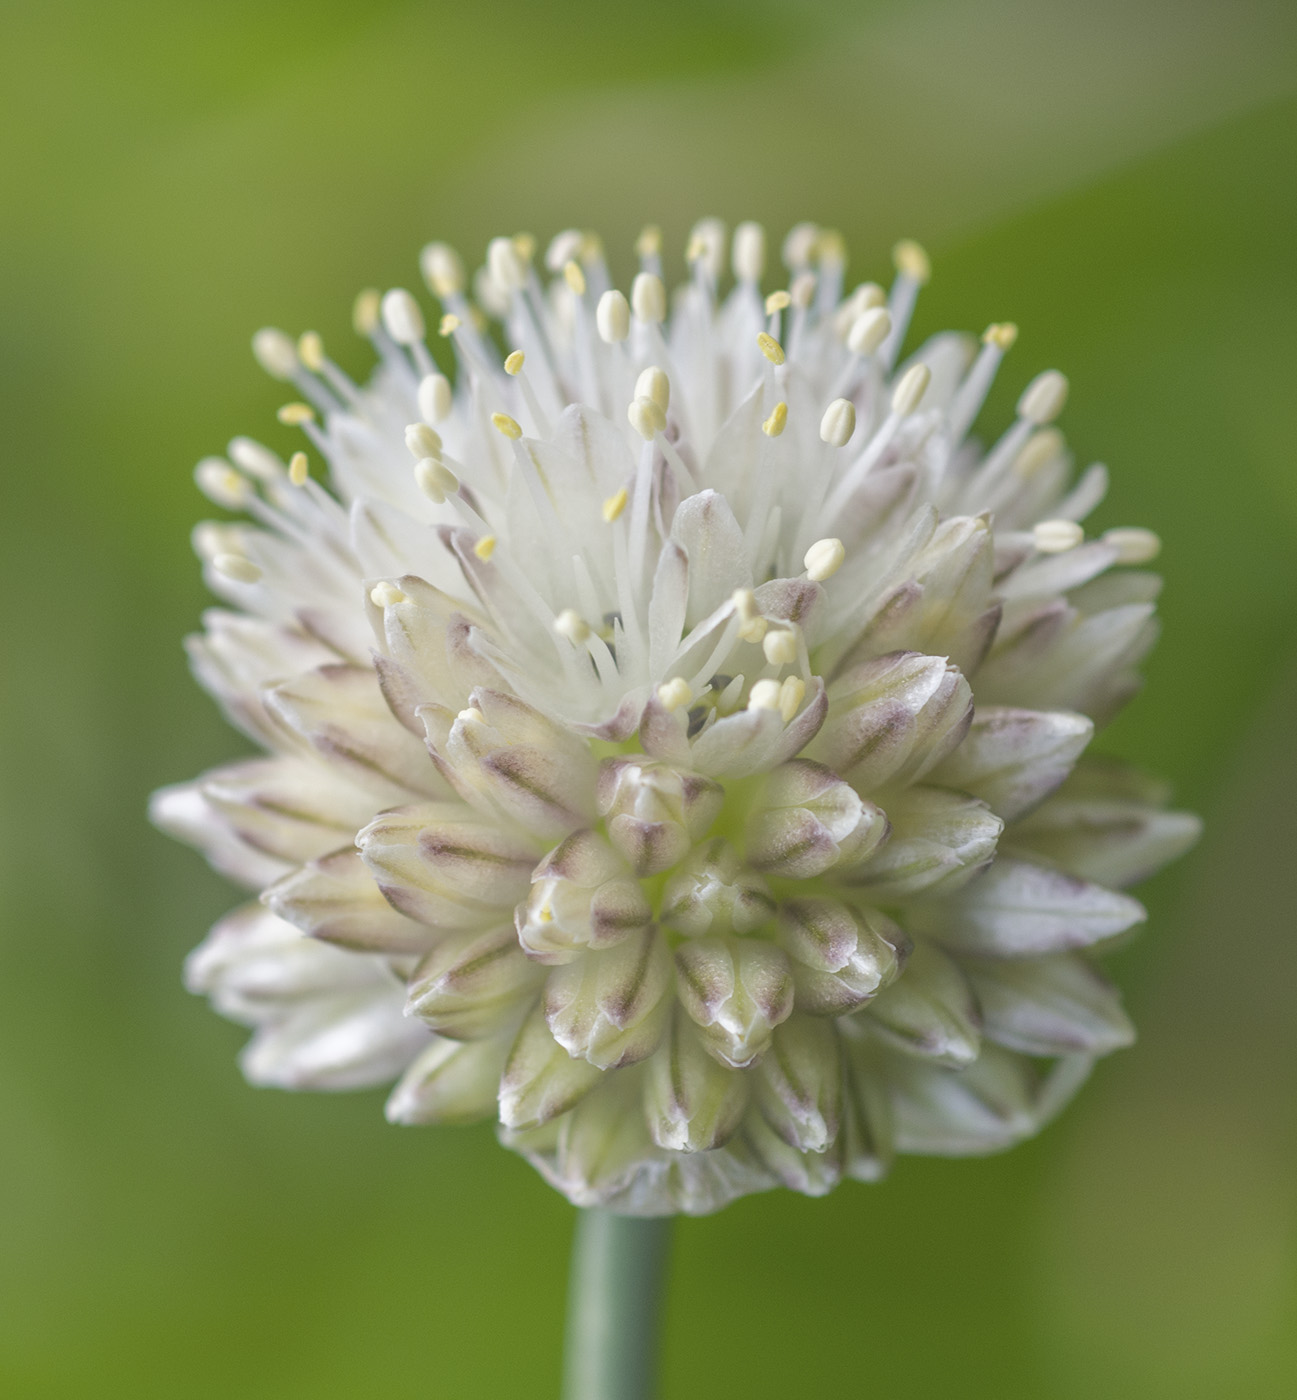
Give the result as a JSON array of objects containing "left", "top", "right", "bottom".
[{"left": 154, "top": 219, "right": 1199, "bottom": 1215}]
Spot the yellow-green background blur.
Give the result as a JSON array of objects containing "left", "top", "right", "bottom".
[{"left": 2, "top": 1, "right": 1296, "bottom": 1395}]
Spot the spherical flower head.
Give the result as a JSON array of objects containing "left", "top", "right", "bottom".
[{"left": 152, "top": 221, "right": 1200, "bottom": 1215}]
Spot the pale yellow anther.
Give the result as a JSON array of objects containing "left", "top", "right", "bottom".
[
  {"left": 636, "top": 225, "right": 663, "bottom": 259},
  {"left": 1103, "top": 527, "right": 1162, "bottom": 565},
  {"left": 732, "top": 588, "right": 758, "bottom": 624},
  {"left": 596, "top": 290, "right": 630, "bottom": 344},
  {"left": 782, "top": 222, "right": 820, "bottom": 270},
  {"left": 488, "top": 236, "right": 527, "bottom": 293},
  {"left": 804, "top": 537, "right": 845, "bottom": 581},
  {"left": 635, "top": 366, "right": 670, "bottom": 413},
  {"left": 1014, "top": 428, "right": 1065, "bottom": 477},
  {"left": 628, "top": 396, "right": 666, "bottom": 441},
  {"left": 563, "top": 260, "right": 586, "bottom": 297},
  {"left": 352, "top": 289, "right": 381, "bottom": 337},
  {"left": 381, "top": 289, "right": 426, "bottom": 345},
  {"left": 732, "top": 221, "right": 766, "bottom": 283},
  {"left": 213, "top": 552, "right": 262, "bottom": 584},
  {"left": 892, "top": 239, "right": 931, "bottom": 285},
  {"left": 370, "top": 582, "right": 408, "bottom": 608},
  {"left": 820, "top": 398, "right": 856, "bottom": 448},
  {"left": 439, "top": 313, "right": 461, "bottom": 337},
  {"left": 983, "top": 322, "right": 1018, "bottom": 351},
  {"left": 554, "top": 609, "right": 592, "bottom": 645},
  {"left": 473, "top": 535, "right": 497, "bottom": 561},
  {"left": 739, "top": 616, "right": 769, "bottom": 644},
  {"left": 1033, "top": 519, "right": 1084, "bottom": 554},
  {"left": 762, "top": 628, "right": 799, "bottom": 666},
  {"left": 414, "top": 457, "right": 459, "bottom": 504},
  {"left": 578, "top": 231, "right": 603, "bottom": 265},
  {"left": 757, "top": 332, "right": 786, "bottom": 366},
  {"left": 196, "top": 459, "right": 250, "bottom": 510},
  {"left": 847, "top": 307, "right": 891, "bottom": 357},
  {"left": 405, "top": 422, "right": 443, "bottom": 459},
  {"left": 491, "top": 412, "right": 523, "bottom": 440},
  {"left": 891, "top": 362, "right": 931, "bottom": 417},
  {"left": 817, "top": 229, "right": 846, "bottom": 266},
  {"left": 748, "top": 678, "right": 782, "bottom": 712},
  {"left": 457, "top": 706, "right": 486, "bottom": 725},
  {"left": 420, "top": 242, "right": 465, "bottom": 299},
  {"left": 657, "top": 677, "right": 693, "bottom": 713},
  {"left": 762, "top": 401, "right": 788, "bottom": 437},
  {"left": 512, "top": 232, "right": 536, "bottom": 266},
  {"left": 418, "top": 373, "right": 453, "bottom": 424},
  {"left": 631, "top": 272, "right": 667, "bottom": 324},
  {"left": 288, "top": 452, "right": 309, "bottom": 487},
  {"left": 277, "top": 402, "right": 315, "bottom": 426},
  {"left": 504, "top": 350, "right": 525, "bottom": 376},
  {"left": 765, "top": 290, "right": 792, "bottom": 314},
  {"left": 1018, "top": 370, "right": 1069, "bottom": 425},
  {"left": 790, "top": 271, "right": 817, "bottom": 309},
  {"left": 297, "top": 331, "right": 325, "bottom": 372},
  {"left": 252, "top": 327, "right": 298, "bottom": 379},
  {"left": 602, "top": 487, "right": 629, "bottom": 523},
  {"left": 537, "top": 904, "right": 554, "bottom": 924},
  {"left": 778, "top": 675, "right": 806, "bottom": 723}
]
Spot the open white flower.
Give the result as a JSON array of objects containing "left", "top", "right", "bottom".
[{"left": 153, "top": 220, "right": 1199, "bottom": 1215}]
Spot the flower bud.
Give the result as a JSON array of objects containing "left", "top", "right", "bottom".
[
  {"left": 544, "top": 928, "right": 673, "bottom": 1069},
  {"left": 660, "top": 837, "right": 775, "bottom": 938},
  {"left": 747, "top": 759, "right": 888, "bottom": 878},
  {"left": 597, "top": 758, "right": 723, "bottom": 874},
  {"left": 516, "top": 829, "right": 653, "bottom": 963},
  {"left": 863, "top": 940, "right": 981, "bottom": 1066},
  {"left": 498, "top": 1002, "right": 603, "bottom": 1129},
  {"left": 753, "top": 1015, "right": 843, "bottom": 1153},
  {"left": 645, "top": 1012, "right": 750, "bottom": 1152},
  {"left": 778, "top": 898, "right": 907, "bottom": 1016},
  {"left": 385, "top": 1034, "right": 509, "bottom": 1125},
  {"left": 674, "top": 936, "right": 794, "bottom": 1068},
  {"left": 406, "top": 924, "right": 544, "bottom": 1039}
]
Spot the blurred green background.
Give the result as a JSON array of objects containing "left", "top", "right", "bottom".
[{"left": 2, "top": 0, "right": 1296, "bottom": 1395}]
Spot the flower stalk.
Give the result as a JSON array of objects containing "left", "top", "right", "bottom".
[{"left": 563, "top": 1211, "right": 672, "bottom": 1400}]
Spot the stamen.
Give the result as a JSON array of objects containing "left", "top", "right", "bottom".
[
  {"left": 748, "top": 679, "right": 782, "bottom": 711},
  {"left": 380, "top": 289, "right": 426, "bottom": 345},
  {"left": 790, "top": 273, "right": 816, "bottom": 309},
  {"left": 762, "top": 402, "right": 788, "bottom": 437},
  {"left": 228, "top": 438, "right": 282, "bottom": 481},
  {"left": 596, "top": 290, "right": 630, "bottom": 344},
  {"left": 1103, "top": 527, "right": 1161, "bottom": 564},
  {"left": 804, "top": 538, "right": 845, "bottom": 581},
  {"left": 757, "top": 332, "right": 785, "bottom": 366},
  {"left": 1033, "top": 519, "right": 1084, "bottom": 554},
  {"left": 892, "top": 239, "right": 931, "bottom": 285},
  {"left": 296, "top": 332, "right": 325, "bottom": 372},
  {"left": 491, "top": 412, "right": 523, "bottom": 440},
  {"left": 983, "top": 322, "right": 1018, "bottom": 350},
  {"left": 562, "top": 260, "right": 587, "bottom": 297},
  {"left": 487, "top": 236, "right": 527, "bottom": 293},
  {"left": 631, "top": 273, "right": 667, "bottom": 324},
  {"left": 820, "top": 398, "right": 856, "bottom": 448},
  {"left": 420, "top": 243, "right": 466, "bottom": 299},
  {"left": 554, "top": 609, "right": 592, "bottom": 645},
  {"left": 635, "top": 366, "right": 670, "bottom": 413},
  {"left": 778, "top": 675, "right": 806, "bottom": 723},
  {"left": 473, "top": 535, "right": 497, "bottom": 561},
  {"left": 657, "top": 677, "right": 693, "bottom": 712},
  {"left": 1018, "top": 370, "right": 1069, "bottom": 425},
  {"left": 405, "top": 423, "right": 443, "bottom": 458},
  {"left": 504, "top": 350, "right": 525, "bottom": 376},
  {"left": 370, "top": 582, "right": 408, "bottom": 607},
  {"left": 414, "top": 457, "right": 459, "bottom": 504},
  {"left": 545, "top": 230, "right": 583, "bottom": 273},
  {"left": 418, "top": 373, "right": 454, "bottom": 424},
  {"left": 251, "top": 328, "right": 298, "bottom": 380},
  {"left": 195, "top": 458, "right": 250, "bottom": 510},
  {"left": 352, "top": 290, "right": 381, "bottom": 336},
  {"left": 288, "top": 452, "right": 309, "bottom": 487},
  {"left": 732, "top": 221, "right": 766, "bottom": 283},
  {"left": 277, "top": 402, "right": 315, "bottom": 426},
  {"left": 1015, "top": 428, "right": 1065, "bottom": 477},
  {"left": 628, "top": 397, "right": 665, "bottom": 440},
  {"left": 782, "top": 223, "right": 820, "bottom": 271},
  {"left": 765, "top": 290, "right": 792, "bottom": 315},
  {"left": 687, "top": 218, "right": 726, "bottom": 282},
  {"left": 891, "top": 363, "right": 931, "bottom": 417},
  {"left": 439, "top": 313, "right": 461, "bottom": 337},
  {"left": 636, "top": 225, "right": 663, "bottom": 260},
  {"left": 832, "top": 283, "right": 885, "bottom": 340},
  {"left": 602, "top": 488, "right": 629, "bottom": 523},
  {"left": 846, "top": 307, "right": 891, "bottom": 356},
  {"left": 762, "top": 629, "right": 798, "bottom": 665},
  {"left": 213, "top": 552, "right": 262, "bottom": 584}
]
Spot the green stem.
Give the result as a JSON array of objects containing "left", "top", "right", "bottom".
[{"left": 561, "top": 1210, "right": 673, "bottom": 1400}]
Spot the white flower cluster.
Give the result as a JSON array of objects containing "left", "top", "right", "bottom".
[{"left": 154, "top": 220, "right": 1198, "bottom": 1215}]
